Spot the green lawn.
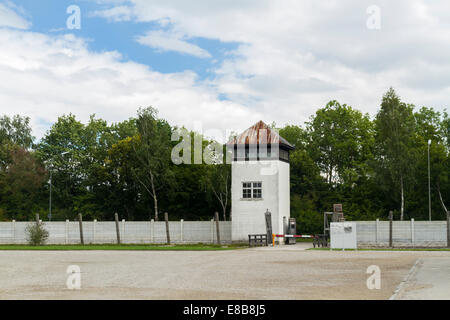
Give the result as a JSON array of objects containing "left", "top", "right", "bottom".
[{"left": 0, "top": 243, "right": 248, "bottom": 251}]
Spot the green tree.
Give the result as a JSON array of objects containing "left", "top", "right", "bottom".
[
  {"left": 36, "top": 114, "right": 116, "bottom": 220},
  {"left": 0, "top": 147, "right": 46, "bottom": 220},
  {"left": 132, "top": 107, "right": 173, "bottom": 221},
  {"left": 201, "top": 163, "right": 231, "bottom": 221},
  {"left": 279, "top": 125, "right": 326, "bottom": 232},
  {"left": 36, "top": 114, "right": 87, "bottom": 219},
  {"left": 0, "top": 115, "right": 34, "bottom": 170},
  {"left": 307, "top": 100, "right": 374, "bottom": 185},
  {"left": 0, "top": 115, "right": 34, "bottom": 148},
  {"left": 104, "top": 135, "right": 141, "bottom": 220},
  {"left": 374, "top": 88, "right": 416, "bottom": 220},
  {"left": 412, "top": 107, "right": 449, "bottom": 218}
]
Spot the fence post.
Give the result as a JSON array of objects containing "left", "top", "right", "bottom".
[
  {"left": 210, "top": 219, "right": 214, "bottom": 243},
  {"left": 12, "top": 220, "right": 15, "bottom": 244},
  {"left": 151, "top": 219, "right": 154, "bottom": 243},
  {"left": 164, "top": 212, "right": 170, "bottom": 245},
  {"left": 375, "top": 218, "right": 379, "bottom": 245},
  {"left": 114, "top": 213, "right": 121, "bottom": 244},
  {"left": 65, "top": 220, "right": 69, "bottom": 244},
  {"left": 215, "top": 212, "right": 221, "bottom": 245},
  {"left": 265, "top": 210, "right": 273, "bottom": 244},
  {"left": 180, "top": 219, "right": 184, "bottom": 243},
  {"left": 411, "top": 218, "right": 415, "bottom": 246},
  {"left": 122, "top": 219, "right": 125, "bottom": 243},
  {"left": 389, "top": 211, "right": 393, "bottom": 248},
  {"left": 447, "top": 211, "right": 450, "bottom": 248},
  {"left": 93, "top": 219, "right": 97, "bottom": 244},
  {"left": 78, "top": 214, "right": 84, "bottom": 245}
]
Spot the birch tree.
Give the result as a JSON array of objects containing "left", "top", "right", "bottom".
[
  {"left": 202, "top": 163, "right": 231, "bottom": 221},
  {"left": 375, "top": 88, "right": 416, "bottom": 220},
  {"left": 132, "top": 107, "right": 173, "bottom": 221}
]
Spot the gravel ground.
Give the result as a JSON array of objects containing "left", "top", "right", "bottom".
[{"left": 0, "top": 245, "right": 449, "bottom": 300}]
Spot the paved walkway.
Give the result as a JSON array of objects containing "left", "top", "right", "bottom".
[{"left": 393, "top": 257, "right": 450, "bottom": 300}]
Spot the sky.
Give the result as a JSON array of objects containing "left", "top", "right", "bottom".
[{"left": 0, "top": 0, "right": 449, "bottom": 142}]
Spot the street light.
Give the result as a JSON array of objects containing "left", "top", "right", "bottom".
[
  {"left": 428, "top": 139, "right": 432, "bottom": 222},
  {"left": 48, "top": 151, "right": 69, "bottom": 221}
]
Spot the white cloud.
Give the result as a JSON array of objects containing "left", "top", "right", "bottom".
[
  {"left": 0, "top": 29, "right": 261, "bottom": 141},
  {"left": 0, "top": 2, "right": 31, "bottom": 29},
  {"left": 93, "top": 0, "right": 450, "bottom": 126},
  {"left": 89, "top": 5, "right": 133, "bottom": 22},
  {"left": 136, "top": 30, "right": 211, "bottom": 58},
  {"left": 2, "top": 1, "right": 450, "bottom": 144}
]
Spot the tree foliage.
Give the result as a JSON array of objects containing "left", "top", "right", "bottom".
[
  {"left": 375, "top": 88, "right": 416, "bottom": 220},
  {"left": 0, "top": 89, "right": 448, "bottom": 234}
]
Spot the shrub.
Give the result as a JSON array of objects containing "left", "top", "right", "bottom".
[{"left": 25, "top": 222, "right": 49, "bottom": 246}]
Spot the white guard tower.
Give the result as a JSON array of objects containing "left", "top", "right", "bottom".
[{"left": 228, "top": 121, "right": 294, "bottom": 242}]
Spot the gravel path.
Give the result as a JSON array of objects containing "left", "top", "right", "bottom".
[{"left": 0, "top": 247, "right": 449, "bottom": 300}]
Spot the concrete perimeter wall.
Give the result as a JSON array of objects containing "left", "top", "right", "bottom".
[
  {"left": 356, "top": 220, "right": 448, "bottom": 247},
  {"left": 0, "top": 220, "right": 231, "bottom": 245}
]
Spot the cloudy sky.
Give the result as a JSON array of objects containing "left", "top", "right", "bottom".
[{"left": 0, "top": 0, "right": 449, "bottom": 141}]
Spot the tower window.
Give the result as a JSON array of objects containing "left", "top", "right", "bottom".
[
  {"left": 252, "top": 182, "right": 262, "bottom": 198},
  {"left": 242, "top": 182, "right": 252, "bottom": 198},
  {"left": 242, "top": 182, "right": 262, "bottom": 199},
  {"left": 279, "top": 148, "right": 289, "bottom": 161}
]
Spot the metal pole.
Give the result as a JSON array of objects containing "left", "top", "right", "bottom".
[
  {"left": 214, "top": 212, "right": 221, "bottom": 245},
  {"left": 114, "top": 213, "right": 121, "bottom": 244},
  {"left": 264, "top": 209, "right": 272, "bottom": 242},
  {"left": 389, "top": 211, "right": 393, "bottom": 248},
  {"left": 164, "top": 212, "right": 170, "bottom": 245},
  {"left": 428, "top": 140, "right": 431, "bottom": 221},
  {"left": 49, "top": 170, "right": 52, "bottom": 221},
  {"left": 447, "top": 211, "right": 450, "bottom": 249},
  {"left": 78, "top": 213, "right": 84, "bottom": 245}
]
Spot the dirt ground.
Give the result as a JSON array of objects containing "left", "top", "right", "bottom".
[{"left": 0, "top": 244, "right": 449, "bottom": 300}]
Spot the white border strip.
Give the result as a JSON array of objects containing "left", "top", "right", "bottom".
[{"left": 389, "top": 259, "right": 422, "bottom": 300}]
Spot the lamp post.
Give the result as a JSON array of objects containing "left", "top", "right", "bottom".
[
  {"left": 48, "top": 151, "right": 69, "bottom": 221},
  {"left": 49, "top": 170, "right": 52, "bottom": 221},
  {"left": 428, "top": 139, "right": 431, "bottom": 221}
]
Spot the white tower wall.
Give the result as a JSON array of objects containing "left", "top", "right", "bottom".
[
  {"left": 231, "top": 160, "right": 290, "bottom": 242},
  {"left": 277, "top": 160, "right": 291, "bottom": 237}
]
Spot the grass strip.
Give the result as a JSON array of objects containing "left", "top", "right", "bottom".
[{"left": 0, "top": 243, "right": 248, "bottom": 251}]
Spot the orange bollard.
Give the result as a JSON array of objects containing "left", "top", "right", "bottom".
[{"left": 272, "top": 234, "right": 275, "bottom": 247}]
